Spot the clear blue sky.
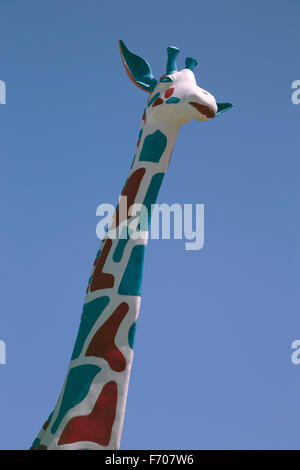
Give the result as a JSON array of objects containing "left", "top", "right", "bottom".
[{"left": 0, "top": 0, "right": 299, "bottom": 450}]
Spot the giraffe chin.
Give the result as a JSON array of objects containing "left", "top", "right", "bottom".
[{"left": 189, "top": 102, "right": 216, "bottom": 119}]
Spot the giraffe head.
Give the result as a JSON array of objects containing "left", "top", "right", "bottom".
[{"left": 119, "top": 39, "right": 232, "bottom": 127}]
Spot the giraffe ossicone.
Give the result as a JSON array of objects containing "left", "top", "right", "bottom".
[{"left": 31, "top": 40, "right": 233, "bottom": 450}]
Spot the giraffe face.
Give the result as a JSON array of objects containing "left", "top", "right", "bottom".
[
  {"left": 118, "top": 39, "right": 233, "bottom": 125},
  {"left": 146, "top": 69, "right": 218, "bottom": 126}
]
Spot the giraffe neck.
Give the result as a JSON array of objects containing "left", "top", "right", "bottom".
[
  {"left": 86, "top": 116, "right": 180, "bottom": 303},
  {"left": 32, "top": 114, "right": 180, "bottom": 450},
  {"left": 134, "top": 115, "right": 180, "bottom": 178},
  {"left": 114, "top": 115, "right": 180, "bottom": 225}
]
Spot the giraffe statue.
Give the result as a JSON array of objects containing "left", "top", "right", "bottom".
[{"left": 30, "top": 40, "right": 232, "bottom": 450}]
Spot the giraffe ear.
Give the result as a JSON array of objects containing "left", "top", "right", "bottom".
[
  {"left": 118, "top": 39, "right": 158, "bottom": 93},
  {"left": 216, "top": 103, "right": 233, "bottom": 116}
]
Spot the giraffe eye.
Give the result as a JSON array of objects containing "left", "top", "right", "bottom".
[{"left": 159, "top": 75, "right": 173, "bottom": 83}]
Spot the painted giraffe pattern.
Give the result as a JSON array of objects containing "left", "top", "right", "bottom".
[{"left": 31, "top": 40, "right": 232, "bottom": 450}]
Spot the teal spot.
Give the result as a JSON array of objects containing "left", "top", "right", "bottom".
[
  {"left": 51, "top": 364, "right": 101, "bottom": 434},
  {"left": 138, "top": 128, "right": 143, "bottom": 139},
  {"left": 139, "top": 130, "right": 167, "bottom": 163},
  {"left": 71, "top": 296, "right": 110, "bottom": 359},
  {"left": 166, "top": 97, "right": 180, "bottom": 104},
  {"left": 160, "top": 76, "right": 173, "bottom": 83},
  {"left": 143, "top": 173, "right": 165, "bottom": 220},
  {"left": 113, "top": 226, "right": 129, "bottom": 263},
  {"left": 147, "top": 93, "right": 160, "bottom": 107},
  {"left": 128, "top": 323, "right": 137, "bottom": 349},
  {"left": 96, "top": 249, "right": 101, "bottom": 258},
  {"left": 31, "top": 438, "right": 40, "bottom": 448},
  {"left": 118, "top": 245, "right": 145, "bottom": 296},
  {"left": 88, "top": 276, "right": 92, "bottom": 286}
]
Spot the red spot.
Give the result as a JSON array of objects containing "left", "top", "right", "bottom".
[
  {"left": 42, "top": 419, "right": 50, "bottom": 431},
  {"left": 30, "top": 444, "right": 48, "bottom": 450},
  {"left": 164, "top": 88, "right": 174, "bottom": 99},
  {"left": 86, "top": 302, "right": 129, "bottom": 372},
  {"left": 111, "top": 168, "right": 146, "bottom": 229},
  {"left": 152, "top": 98, "right": 164, "bottom": 107},
  {"left": 142, "top": 113, "right": 146, "bottom": 123},
  {"left": 137, "top": 139, "right": 140, "bottom": 147},
  {"left": 58, "top": 381, "right": 118, "bottom": 447},
  {"left": 90, "top": 239, "right": 114, "bottom": 292},
  {"left": 189, "top": 102, "right": 215, "bottom": 118},
  {"left": 159, "top": 74, "right": 166, "bottom": 80}
]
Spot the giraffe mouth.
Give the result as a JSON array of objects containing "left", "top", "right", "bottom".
[{"left": 189, "top": 102, "right": 216, "bottom": 118}]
